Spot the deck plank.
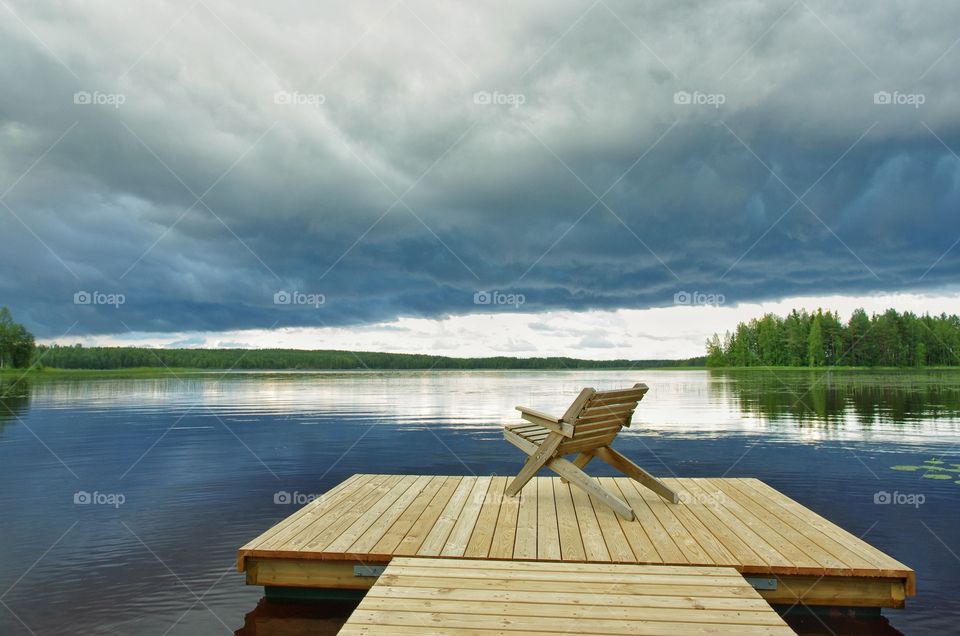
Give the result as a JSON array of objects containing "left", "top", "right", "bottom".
[
  {"left": 442, "top": 476, "right": 492, "bottom": 557},
  {"left": 394, "top": 476, "right": 463, "bottom": 556},
  {"left": 488, "top": 477, "right": 521, "bottom": 559},
  {"left": 239, "top": 473, "right": 368, "bottom": 557},
  {"left": 324, "top": 475, "right": 422, "bottom": 553},
  {"left": 298, "top": 475, "right": 406, "bottom": 552},
  {"left": 671, "top": 478, "right": 769, "bottom": 570},
  {"left": 569, "top": 480, "right": 611, "bottom": 561},
  {"left": 617, "top": 478, "right": 687, "bottom": 563},
  {"left": 714, "top": 478, "right": 856, "bottom": 572},
  {"left": 512, "top": 479, "right": 538, "bottom": 559},
  {"left": 553, "top": 480, "right": 586, "bottom": 561},
  {"left": 463, "top": 476, "right": 507, "bottom": 558},
  {"left": 678, "top": 478, "right": 792, "bottom": 570},
  {"left": 417, "top": 477, "right": 475, "bottom": 556},
  {"left": 368, "top": 475, "right": 447, "bottom": 555},
  {"left": 238, "top": 474, "right": 915, "bottom": 608},
  {"left": 740, "top": 479, "right": 910, "bottom": 574},
  {"left": 340, "top": 557, "right": 795, "bottom": 635},
  {"left": 536, "top": 477, "right": 561, "bottom": 560},
  {"left": 268, "top": 474, "right": 392, "bottom": 553}
]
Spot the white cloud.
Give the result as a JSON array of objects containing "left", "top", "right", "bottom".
[{"left": 44, "top": 289, "right": 960, "bottom": 359}]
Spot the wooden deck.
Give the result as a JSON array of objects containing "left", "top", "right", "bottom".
[
  {"left": 339, "top": 557, "right": 796, "bottom": 635},
  {"left": 238, "top": 474, "right": 915, "bottom": 608}
]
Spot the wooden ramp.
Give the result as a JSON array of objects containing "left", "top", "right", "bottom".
[
  {"left": 238, "top": 474, "right": 915, "bottom": 608},
  {"left": 339, "top": 557, "right": 796, "bottom": 635}
]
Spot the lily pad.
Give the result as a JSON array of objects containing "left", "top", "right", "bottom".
[
  {"left": 925, "top": 465, "right": 948, "bottom": 471},
  {"left": 890, "top": 465, "right": 923, "bottom": 472},
  {"left": 924, "top": 458, "right": 945, "bottom": 465},
  {"left": 922, "top": 473, "right": 952, "bottom": 480}
]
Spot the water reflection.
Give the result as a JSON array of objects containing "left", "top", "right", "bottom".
[
  {"left": 714, "top": 369, "right": 960, "bottom": 427},
  {"left": 0, "top": 377, "right": 30, "bottom": 432},
  {"left": 233, "top": 598, "right": 907, "bottom": 636},
  {"left": 0, "top": 370, "right": 956, "bottom": 635},
  {"left": 235, "top": 599, "right": 356, "bottom": 636}
]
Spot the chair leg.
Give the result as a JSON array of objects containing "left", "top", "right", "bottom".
[
  {"left": 593, "top": 446, "right": 679, "bottom": 504},
  {"left": 560, "top": 451, "right": 594, "bottom": 484},
  {"left": 548, "top": 457, "right": 635, "bottom": 521},
  {"left": 505, "top": 433, "right": 564, "bottom": 497}
]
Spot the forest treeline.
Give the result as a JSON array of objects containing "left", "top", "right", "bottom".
[
  {"left": 0, "top": 308, "right": 35, "bottom": 368},
  {"left": 706, "top": 308, "right": 960, "bottom": 367},
  {"left": 34, "top": 345, "right": 705, "bottom": 370}
]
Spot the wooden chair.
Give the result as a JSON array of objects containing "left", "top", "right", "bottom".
[{"left": 503, "top": 383, "right": 678, "bottom": 520}]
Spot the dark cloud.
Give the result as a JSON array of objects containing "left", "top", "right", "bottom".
[{"left": 2, "top": 0, "right": 959, "bottom": 337}]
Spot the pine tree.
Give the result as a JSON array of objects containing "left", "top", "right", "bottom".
[{"left": 807, "top": 316, "right": 825, "bottom": 367}]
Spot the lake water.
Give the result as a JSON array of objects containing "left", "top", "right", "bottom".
[{"left": 1, "top": 369, "right": 958, "bottom": 635}]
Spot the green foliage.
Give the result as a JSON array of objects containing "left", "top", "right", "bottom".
[
  {"left": 706, "top": 307, "right": 960, "bottom": 367},
  {"left": 0, "top": 307, "right": 36, "bottom": 369},
  {"left": 807, "top": 315, "right": 825, "bottom": 367}
]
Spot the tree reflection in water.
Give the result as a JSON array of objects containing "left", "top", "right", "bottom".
[
  {"left": 0, "top": 377, "right": 30, "bottom": 433},
  {"left": 715, "top": 369, "right": 960, "bottom": 426}
]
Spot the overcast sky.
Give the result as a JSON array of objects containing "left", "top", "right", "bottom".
[{"left": 2, "top": 1, "right": 959, "bottom": 358}]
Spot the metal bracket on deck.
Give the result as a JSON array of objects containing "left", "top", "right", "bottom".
[
  {"left": 744, "top": 576, "right": 777, "bottom": 591},
  {"left": 354, "top": 565, "right": 386, "bottom": 577}
]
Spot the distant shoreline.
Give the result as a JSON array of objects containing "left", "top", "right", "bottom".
[
  {"left": 0, "top": 365, "right": 703, "bottom": 379},
  {"left": 4, "top": 365, "right": 960, "bottom": 381},
  {"left": 12, "top": 346, "right": 706, "bottom": 375}
]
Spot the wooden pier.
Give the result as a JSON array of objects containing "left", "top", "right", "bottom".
[
  {"left": 238, "top": 474, "right": 915, "bottom": 609},
  {"left": 339, "top": 557, "right": 795, "bottom": 635}
]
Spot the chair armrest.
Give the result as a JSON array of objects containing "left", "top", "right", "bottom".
[{"left": 515, "top": 406, "right": 574, "bottom": 437}]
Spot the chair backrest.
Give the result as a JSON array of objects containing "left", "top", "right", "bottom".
[{"left": 558, "top": 383, "right": 648, "bottom": 453}]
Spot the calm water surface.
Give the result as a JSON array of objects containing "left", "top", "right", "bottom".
[{"left": 1, "top": 369, "right": 959, "bottom": 635}]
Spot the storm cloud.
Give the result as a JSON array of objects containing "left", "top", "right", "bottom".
[{"left": 1, "top": 0, "right": 959, "bottom": 337}]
